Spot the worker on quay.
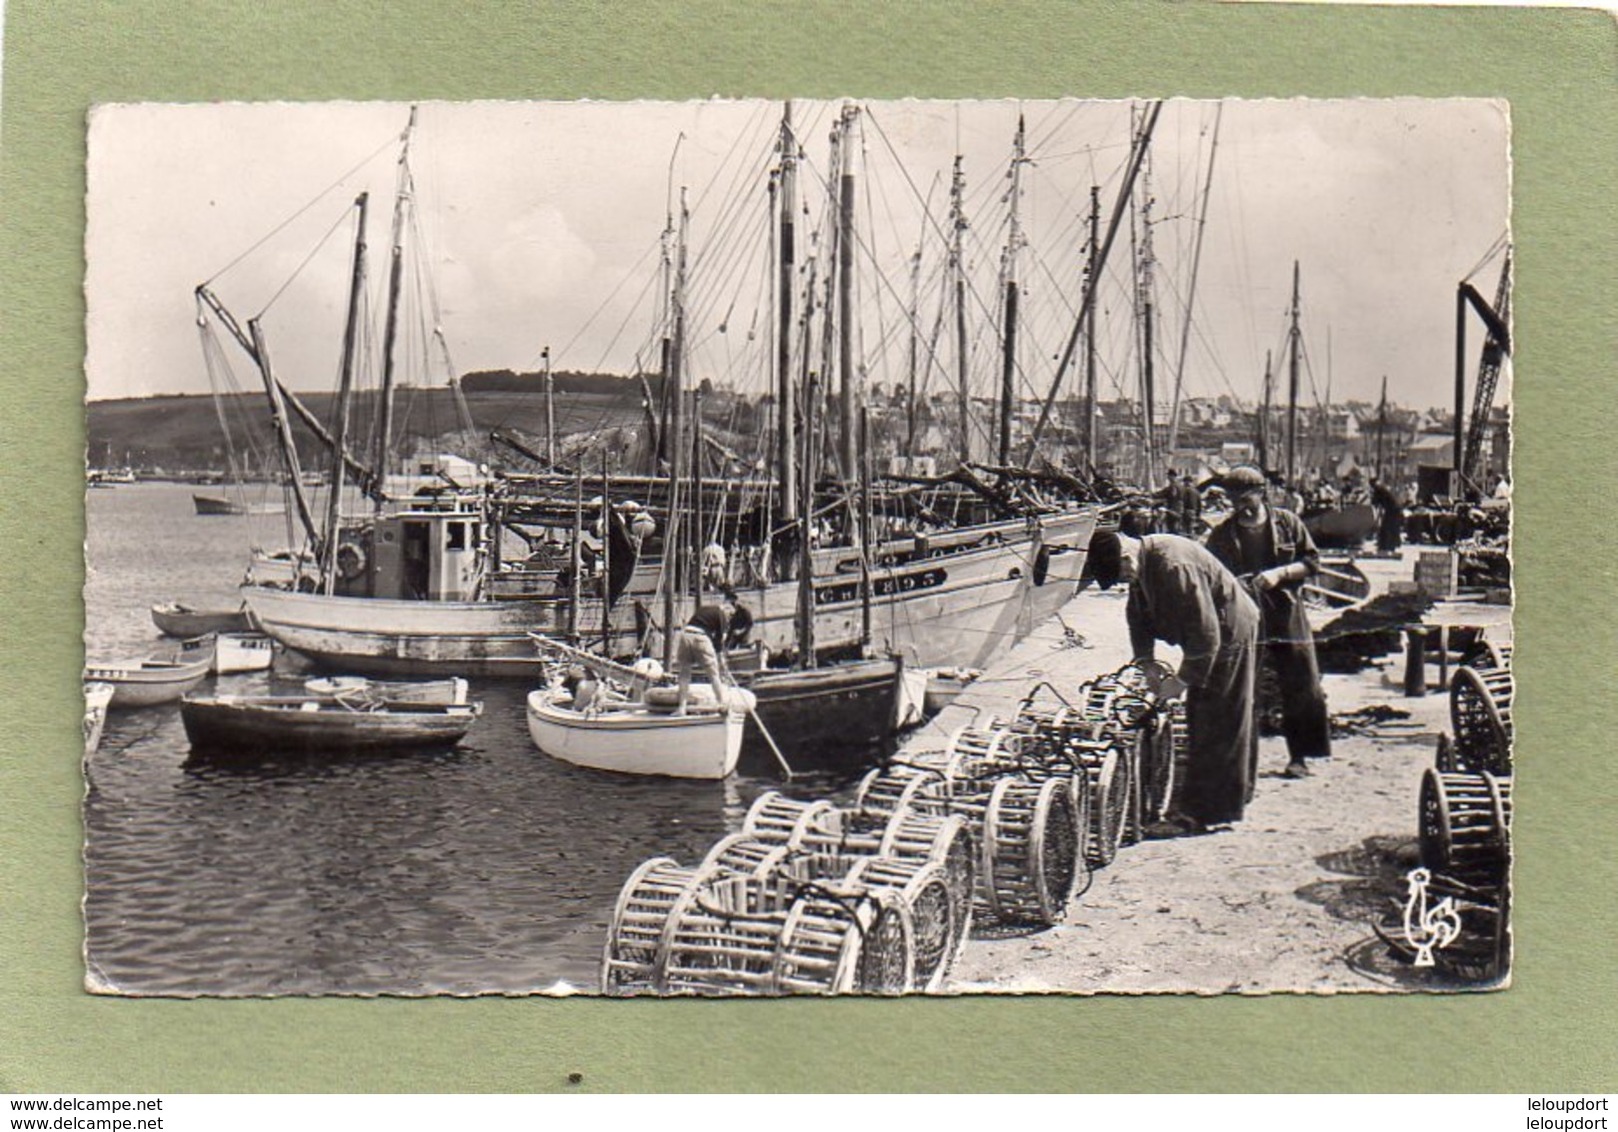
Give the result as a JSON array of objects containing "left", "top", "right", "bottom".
[
  {"left": 1087, "top": 528, "right": 1261, "bottom": 835},
  {"left": 1176, "top": 470, "right": 1203, "bottom": 538},
  {"left": 1205, "top": 465, "right": 1333, "bottom": 780},
  {"left": 1370, "top": 475, "right": 1404, "bottom": 555},
  {"left": 673, "top": 588, "right": 739, "bottom": 717}
]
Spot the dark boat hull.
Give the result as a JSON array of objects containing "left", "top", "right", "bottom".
[
  {"left": 180, "top": 696, "right": 479, "bottom": 755},
  {"left": 1303, "top": 503, "right": 1379, "bottom": 549},
  {"left": 741, "top": 657, "right": 902, "bottom": 775}
]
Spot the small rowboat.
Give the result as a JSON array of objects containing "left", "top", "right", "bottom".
[
  {"left": 303, "top": 676, "right": 470, "bottom": 706},
  {"left": 83, "top": 682, "right": 114, "bottom": 754},
  {"left": 180, "top": 693, "right": 482, "bottom": 755},
  {"left": 214, "top": 631, "right": 275, "bottom": 674},
  {"left": 84, "top": 653, "right": 212, "bottom": 708},
  {"left": 150, "top": 601, "right": 252, "bottom": 638},
  {"left": 526, "top": 685, "right": 751, "bottom": 780}
]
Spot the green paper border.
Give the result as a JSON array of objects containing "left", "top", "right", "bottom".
[{"left": 3, "top": 0, "right": 1614, "bottom": 1093}]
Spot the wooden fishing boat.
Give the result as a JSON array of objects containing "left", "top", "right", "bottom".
[
  {"left": 83, "top": 682, "right": 114, "bottom": 754},
  {"left": 150, "top": 601, "right": 252, "bottom": 638},
  {"left": 193, "top": 492, "right": 285, "bottom": 517},
  {"left": 180, "top": 693, "right": 482, "bottom": 754},
  {"left": 215, "top": 631, "right": 274, "bottom": 674},
  {"left": 740, "top": 657, "right": 905, "bottom": 774},
  {"left": 84, "top": 653, "right": 212, "bottom": 708},
  {"left": 1303, "top": 502, "right": 1379, "bottom": 549},
  {"left": 303, "top": 675, "right": 470, "bottom": 706},
  {"left": 526, "top": 686, "right": 749, "bottom": 780}
]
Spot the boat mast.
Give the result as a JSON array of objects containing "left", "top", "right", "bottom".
[
  {"left": 246, "top": 317, "right": 322, "bottom": 552},
  {"left": 1166, "top": 103, "right": 1222, "bottom": 461},
  {"left": 322, "top": 192, "right": 370, "bottom": 595},
  {"left": 1259, "top": 350, "right": 1273, "bottom": 473},
  {"left": 1024, "top": 100, "right": 1161, "bottom": 464},
  {"left": 1084, "top": 185, "right": 1100, "bottom": 472},
  {"left": 1375, "top": 374, "right": 1388, "bottom": 480},
  {"left": 1135, "top": 120, "right": 1158, "bottom": 490},
  {"left": 998, "top": 114, "right": 1027, "bottom": 467},
  {"left": 1286, "top": 260, "right": 1301, "bottom": 488},
  {"left": 949, "top": 154, "right": 970, "bottom": 468},
  {"left": 836, "top": 103, "right": 860, "bottom": 483},
  {"left": 374, "top": 106, "right": 416, "bottom": 509},
  {"left": 660, "top": 189, "right": 690, "bottom": 667},
  {"left": 543, "top": 346, "right": 556, "bottom": 466},
  {"left": 776, "top": 103, "right": 799, "bottom": 523}
]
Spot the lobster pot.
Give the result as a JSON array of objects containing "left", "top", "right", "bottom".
[
  {"left": 1462, "top": 638, "right": 1512, "bottom": 672},
  {"left": 742, "top": 791, "right": 852, "bottom": 849},
  {"left": 841, "top": 856, "right": 963, "bottom": 992},
  {"left": 1068, "top": 738, "right": 1130, "bottom": 868},
  {"left": 942, "top": 726, "right": 1025, "bottom": 779},
  {"left": 1419, "top": 768, "right": 1512, "bottom": 883},
  {"left": 876, "top": 809, "right": 977, "bottom": 938},
  {"left": 700, "top": 833, "right": 797, "bottom": 881},
  {"left": 973, "top": 777, "right": 1083, "bottom": 926},
  {"left": 856, "top": 765, "right": 947, "bottom": 823},
  {"left": 660, "top": 884, "right": 913, "bottom": 996},
  {"left": 601, "top": 856, "right": 709, "bottom": 995},
  {"left": 1449, "top": 665, "right": 1513, "bottom": 775},
  {"left": 1427, "top": 872, "right": 1511, "bottom": 984}
]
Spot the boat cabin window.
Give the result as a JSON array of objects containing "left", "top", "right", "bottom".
[{"left": 447, "top": 521, "right": 471, "bottom": 551}]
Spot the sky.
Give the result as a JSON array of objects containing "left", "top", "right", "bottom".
[{"left": 85, "top": 97, "right": 1510, "bottom": 411}]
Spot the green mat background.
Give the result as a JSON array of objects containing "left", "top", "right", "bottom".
[{"left": 2, "top": 0, "right": 1613, "bottom": 1093}]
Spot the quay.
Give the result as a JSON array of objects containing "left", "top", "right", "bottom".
[{"left": 903, "top": 547, "right": 1508, "bottom": 993}]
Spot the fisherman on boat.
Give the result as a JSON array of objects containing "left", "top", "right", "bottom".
[
  {"left": 1205, "top": 465, "right": 1333, "bottom": 781},
  {"left": 673, "top": 589, "right": 740, "bottom": 717},
  {"left": 1088, "top": 527, "right": 1261, "bottom": 836}
]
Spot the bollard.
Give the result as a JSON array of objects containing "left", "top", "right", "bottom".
[{"left": 1402, "top": 627, "right": 1427, "bottom": 697}]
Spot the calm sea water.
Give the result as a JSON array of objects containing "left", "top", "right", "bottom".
[{"left": 83, "top": 483, "right": 857, "bottom": 997}]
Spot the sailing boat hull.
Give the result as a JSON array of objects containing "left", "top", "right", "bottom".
[
  {"left": 246, "top": 510, "right": 1097, "bottom": 677},
  {"left": 742, "top": 656, "right": 903, "bottom": 774}
]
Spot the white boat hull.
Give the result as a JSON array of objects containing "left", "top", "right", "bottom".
[
  {"left": 526, "top": 689, "right": 743, "bottom": 779},
  {"left": 246, "top": 510, "right": 1096, "bottom": 676},
  {"left": 215, "top": 632, "right": 275, "bottom": 674},
  {"left": 83, "top": 683, "right": 114, "bottom": 754}
]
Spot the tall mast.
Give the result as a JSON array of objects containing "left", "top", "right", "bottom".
[
  {"left": 543, "top": 346, "right": 556, "bottom": 465},
  {"left": 1259, "top": 350, "right": 1273, "bottom": 472},
  {"left": 322, "top": 193, "right": 369, "bottom": 594},
  {"left": 1024, "top": 100, "right": 1162, "bottom": 463},
  {"left": 374, "top": 106, "right": 416, "bottom": 509},
  {"left": 998, "top": 114, "right": 1027, "bottom": 467},
  {"left": 1135, "top": 123, "right": 1158, "bottom": 489},
  {"left": 836, "top": 103, "right": 860, "bottom": 483},
  {"left": 1375, "top": 374, "right": 1388, "bottom": 480},
  {"left": 1167, "top": 103, "right": 1222, "bottom": 460},
  {"left": 246, "top": 317, "right": 321, "bottom": 551},
  {"left": 655, "top": 140, "right": 681, "bottom": 471},
  {"left": 1286, "top": 260, "right": 1301, "bottom": 487},
  {"left": 775, "top": 103, "right": 799, "bottom": 521},
  {"left": 1084, "top": 185, "right": 1100, "bottom": 471},
  {"left": 949, "top": 154, "right": 970, "bottom": 467}
]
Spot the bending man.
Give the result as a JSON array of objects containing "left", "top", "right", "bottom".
[
  {"left": 1088, "top": 528, "right": 1261, "bottom": 833},
  {"left": 1206, "top": 465, "right": 1333, "bottom": 779},
  {"left": 673, "top": 589, "right": 737, "bottom": 716}
]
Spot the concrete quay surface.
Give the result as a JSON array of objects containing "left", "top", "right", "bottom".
[{"left": 908, "top": 569, "right": 1505, "bottom": 995}]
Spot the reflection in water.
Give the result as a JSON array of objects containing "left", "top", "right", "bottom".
[{"left": 84, "top": 484, "right": 862, "bottom": 995}]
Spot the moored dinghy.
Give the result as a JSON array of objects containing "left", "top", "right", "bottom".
[
  {"left": 83, "top": 682, "right": 114, "bottom": 754},
  {"left": 303, "top": 675, "right": 470, "bottom": 706},
  {"left": 150, "top": 601, "right": 252, "bottom": 638},
  {"left": 180, "top": 693, "right": 482, "bottom": 755},
  {"left": 214, "top": 631, "right": 275, "bottom": 674},
  {"left": 526, "top": 685, "right": 752, "bottom": 780},
  {"left": 84, "top": 652, "right": 212, "bottom": 708}
]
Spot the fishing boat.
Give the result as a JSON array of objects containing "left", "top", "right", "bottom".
[
  {"left": 150, "top": 601, "right": 252, "bottom": 638},
  {"left": 192, "top": 492, "right": 286, "bottom": 517},
  {"left": 84, "top": 653, "right": 212, "bottom": 708},
  {"left": 179, "top": 693, "right": 481, "bottom": 754},
  {"left": 1303, "top": 501, "right": 1378, "bottom": 550},
  {"left": 83, "top": 682, "right": 114, "bottom": 754},
  {"left": 739, "top": 656, "right": 906, "bottom": 773},
  {"left": 214, "top": 631, "right": 275, "bottom": 674},
  {"left": 303, "top": 675, "right": 470, "bottom": 705},
  {"left": 525, "top": 685, "right": 748, "bottom": 780}
]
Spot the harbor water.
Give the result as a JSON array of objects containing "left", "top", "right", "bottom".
[{"left": 83, "top": 483, "right": 860, "bottom": 996}]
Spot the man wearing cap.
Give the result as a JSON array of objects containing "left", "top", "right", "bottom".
[
  {"left": 1206, "top": 465, "right": 1333, "bottom": 780},
  {"left": 1087, "top": 528, "right": 1261, "bottom": 833},
  {"left": 673, "top": 589, "right": 738, "bottom": 717}
]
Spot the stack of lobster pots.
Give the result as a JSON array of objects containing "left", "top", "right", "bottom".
[
  {"left": 1412, "top": 639, "right": 1513, "bottom": 981},
  {"left": 600, "top": 662, "right": 1184, "bottom": 996}
]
